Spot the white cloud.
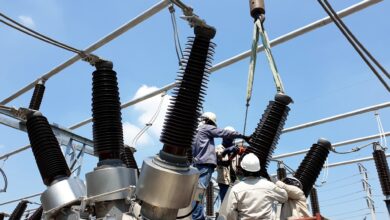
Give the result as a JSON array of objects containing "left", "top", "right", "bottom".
[
  {"left": 122, "top": 85, "right": 171, "bottom": 149},
  {"left": 18, "top": 15, "right": 36, "bottom": 28}
]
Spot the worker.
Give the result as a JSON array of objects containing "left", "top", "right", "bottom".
[
  {"left": 192, "top": 112, "right": 249, "bottom": 220},
  {"left": 218, "top": 153, "right": 288, "bottom": 220},
  {"left": 276, "top": 177, "right": 311, "bottom": 220},
  {"left": 215, "top": 126, "right": 237, "bottom": 203}
]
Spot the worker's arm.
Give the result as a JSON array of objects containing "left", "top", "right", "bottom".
[
  {"left": 218, "top": 188, "right": 238, "bottom": 220},
  {"left": 276, "top": 181, "right": 305, "bottom": 200},
  {"left": 271, "top": 184, "right": 288, "bottom": 203},
  {"left": 208, "top": 126, "right": 245, "bottom": 139}
]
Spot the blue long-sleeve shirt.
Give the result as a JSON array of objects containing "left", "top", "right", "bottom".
[{"left": 192, "top": 124, "right": 244, "bottom": 166}]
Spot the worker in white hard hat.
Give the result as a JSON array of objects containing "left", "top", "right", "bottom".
[
  {"left": 276, "top": 177, "right": 311, "bottom": 220},
  {"left": 218, "top": 153, "right": 288, "bottom": 220},
  {"left": 192, "top": 112, "right": 250, "bottom": 220}
]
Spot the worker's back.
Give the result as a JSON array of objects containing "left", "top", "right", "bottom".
[{"left": 219, "top": 177, "right": 288, "bottom": 220}]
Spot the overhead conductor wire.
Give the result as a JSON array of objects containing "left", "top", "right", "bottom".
[
  {"left": 168, "top": 3, "right": 184, "bottom": 65},
  {"left": 0, "top": 12, "right": 100, "bottom": 65},
  {"left": 317, "top": 0, "right": 390, "bottom": 92}
]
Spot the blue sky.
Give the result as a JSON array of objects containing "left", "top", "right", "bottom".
[{"left": 0, "top": 0, "right": 389, "bottom": 219}]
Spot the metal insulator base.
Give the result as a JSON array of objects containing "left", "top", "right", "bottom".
[
  {"left": 92, "top": 61, "right": 124, "bottom": 161},
  {"left": 86, "top": 164, "right": 137, "bottom": 203},
  {"left": 309, "top": 188, "right": 320, "bottom": 216},
  {"left": 26, "top": 112, "right": 70, "bottom": 186},
  {"left": 160, "top": 27, "right": 216, "bottom": 157},
  {"left": 247, "top": 93, "right": 292, "bottom": 173},
  {"left": 29, "top": 83, "right": 45, "bottom": 110},
  {"left": 294, "top": 138, "right": 331, "bottom": 197},
  {"left": 136, "top": 157, "right": 199, "bottom": 211},
  {"left": 41, "top": 177, "right": 86, "bottom": 215},
  {"left": 9, "top": 200, "right": 29, "bottom": 220},
  {"left": 373, "top": 149, "right": 390, "bottom": 196}
]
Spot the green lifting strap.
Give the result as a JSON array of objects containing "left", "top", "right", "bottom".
[{"left": 243, "top": 16, "right": 286, "bottom": 134}]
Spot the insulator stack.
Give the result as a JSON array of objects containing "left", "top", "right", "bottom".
[
  {"left": 121, "top": 147, "right": 139, "bottom": 174},
  {"left": 29, "top": 82, "right": 45, "bottom": 110},
  {"left": 372, "top": 145, "right": 390, "bottom": 196},
  {"left": 309, "top": 187, "right": 320, "bottom": 216},
  {"left": 206, "top": 181, "right": 214, "bottom": 217},
  {"left": 26, "top": 112, "right": 70, "bottom": 185},
  {"left": 247, "top": 93, "right": 292, "bottom": 175},
  {"left": 249, "top": 0, "right": 265, "bottom": 18},
  {"left": 277, "top": 165, "right": 287, "bottom": 180},
  {"left": 294, "top": 139, "right": 331, "bottom": 197},
  {"left": 28, "top": 206, "right": 43, "bottom": 220},
  {"left": 9, "top": 200, "right": 29, "bottom": 220},
  {"left": 92, "top": 61, "right": 124, "bottom": 161},
  {"left": 160, "top": 26, "right": 216, "bottom": 161}
]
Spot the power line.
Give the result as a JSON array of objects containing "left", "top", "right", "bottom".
[
  {"left": 168, "top": 4, "right": 184, "bottom": 65},
  {"left": 327, "top": 208, "right": 368, "bottom": 217},
  {"left": 322, "top": 196, "right": 365, "bottom": 207},
  {"left": 0, "top": 13, "right": 81, "bottom": 53},
  {"left": 0, "top": 12, "right": 100, "bottom": 65},
  {"left": 317, "top": 0, "right": 390, "bottom": 92},
  {"left": 320, "top": 190, "right": 363, "bottom": 203},
  {"left": 319, "top": 180, "right": 361, "bottom": 192}
]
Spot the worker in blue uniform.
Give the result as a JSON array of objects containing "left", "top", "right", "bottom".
[{"left": 191, "top": 112, "right": 250, "bottom": 220}]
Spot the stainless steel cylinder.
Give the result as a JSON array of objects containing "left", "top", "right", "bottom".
[
  {"left": 249, "top": 0, "right": 265, "bottom": 18},
  {"left": 41, "top": 177, "right": 86, "bottom": 213},
  {"left": 135, "top": 157, "right": 199, "bottom": 209},
  {"left": 86, "top": 165, "right": 137, "bottom": 202}
]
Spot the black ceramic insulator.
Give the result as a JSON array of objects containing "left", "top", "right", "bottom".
[
  {"left": 249, "top": 0, "right": 265, "bottom": 18},
  {"left": 309, "top": 188, "right": 320, "bottom": 216},
  {"left": 160, "top": 26, "right": 216, "bottom": 161},
  {"left": 26, "top": 112, "right": 70, "bottom": 186},
  {"left": 29, "top": 83, "right": 45, "bottom": 110},
  {"left": 0, "top": 214, "right": 4, "bottom": 220},
  {"left": 294, "top": 139, "right": 331, "bottom": 197},
  {"left": 28, "top": 206, "right": 43, "bottom": 220},
  {"left": 373, "top": 148, "right": 390, "bottom": 196},
  {"left": 206, "top": 181, "right": 214, "bottom": 216},
  {"left": 121, "top": 147, "right": 139, "bottom": 175},
  {"left": 9, "top": 200, "right": 29, "bottom": 220},
  {"left": 277, "top": 167, "right": 287, "bottom": 180},
  {"left": 92, "top": 61, "right": 124, "bottom": 161},
  {"left": 247, "top": 93, "right": 292, "bottom": 175}
]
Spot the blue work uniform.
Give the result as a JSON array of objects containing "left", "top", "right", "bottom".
[{"left": 192, "top": 124, "right": 244, "bottom": 220}]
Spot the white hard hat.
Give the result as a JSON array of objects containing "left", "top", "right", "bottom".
[
  {"left": 201, "top": 112, "right": 217, "bottom": 125},
  {"left": 224, "top": 126, "right": 235, "bottom": 132},
  {"left": 240, "top": 153, "right": 261, "bottom": 172}
]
